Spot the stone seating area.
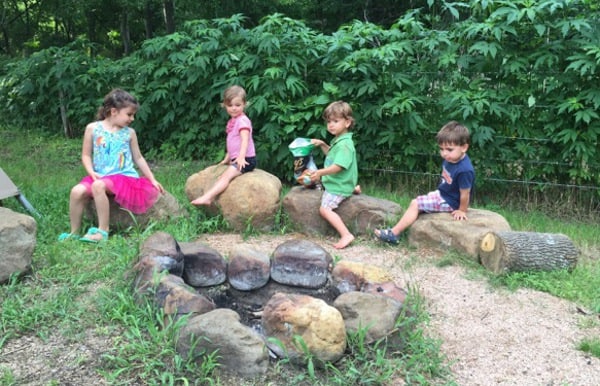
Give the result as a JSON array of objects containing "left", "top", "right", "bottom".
[
  {"left": 1, "top": 166, "right": 512, "bottom": 285},
  {"left": 185, "top": 166, "right": 512, "bottom": 258}
]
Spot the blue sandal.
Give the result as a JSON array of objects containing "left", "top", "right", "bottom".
[
  {"left": 79, "top": 227, "right": 109, "bottom": 243},
  {"left": 374, "top": 228, "right": 399, "bottom": 245},
  {"left": 58, "top": 232, "right": 80, "bottom": 241}
]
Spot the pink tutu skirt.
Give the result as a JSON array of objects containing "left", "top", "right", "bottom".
[{"left": 80, "top": 175, "right": 160, "bottom": 214}]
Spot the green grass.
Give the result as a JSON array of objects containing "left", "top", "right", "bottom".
[{"left": 1, "top": 128, "right": 600, "bottom": 385}]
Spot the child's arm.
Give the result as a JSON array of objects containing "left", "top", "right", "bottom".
[
  {"left": 130, "top": 129, "right": 165, "bottom": 193},
  {"left": 235, "top": 129, "right": 250, "bottom": 170},
  {"left": 81, "top": 124, "right": 98, "bottom": 179},
  {"left": 452, "top": 188, "right": 471, "bottom": 220},
  {"left": 309, "top": 164, "right": 343, "bottom": 183},
  {"left": 311, "top": 139, "right": 330, "bottom": 155},
  {"left": 218, "top": 152, "right": 231, "bottom": 165}
]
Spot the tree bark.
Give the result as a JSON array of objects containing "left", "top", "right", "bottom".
[
  {"left": 58, "top": 89, "right": 72, "bottom": 137},
  {"left": 144, "top": 1, "right": 154, "bottom": 39},
  {"left": 479, "top": 231, "right": 579, "bottom": 274},
  {"left": 121, "top": 11, "right": 131, "bottom": 56},
  {"left": 163, "top": 0, "right": 175, "bottom": 34}
]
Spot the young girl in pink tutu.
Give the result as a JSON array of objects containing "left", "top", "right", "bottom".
[{"left": 59, "top": 89, "right": 164, "bottom": 242}]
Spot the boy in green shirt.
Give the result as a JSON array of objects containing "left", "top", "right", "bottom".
[{"left": 309, "top": 101, "right": 358, "bottom": 249}]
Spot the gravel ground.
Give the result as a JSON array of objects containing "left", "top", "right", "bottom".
[{"left": 1, "top": 232, "right": 599, "bottom": 385}]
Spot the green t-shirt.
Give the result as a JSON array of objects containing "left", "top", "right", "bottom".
[{"left": 322, "top": 132, "right": 358, "bottom": 196}]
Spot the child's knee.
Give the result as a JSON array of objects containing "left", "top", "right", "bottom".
[
  {"left": 319, "top": 206, "right": 330, "bottom": 217},
  {"left": 71, "top": 184, "right": 89, "bottom": 199}
]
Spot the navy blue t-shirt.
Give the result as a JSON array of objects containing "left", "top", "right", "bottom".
[{"left": 437, "top": 154, "right": 475, "bottom": 210}]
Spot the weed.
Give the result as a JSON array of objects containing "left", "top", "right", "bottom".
[{"left": 578, "top": 338, "right": 600, "bottom": 359}]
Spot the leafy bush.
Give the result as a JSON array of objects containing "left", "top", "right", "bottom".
[{"left": 1, "top": 1, "right": 600, "bottom": 195}]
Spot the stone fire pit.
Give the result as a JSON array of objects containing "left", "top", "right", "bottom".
[{"left": 132, "top": 232, "right": 408, "bottom": 377}]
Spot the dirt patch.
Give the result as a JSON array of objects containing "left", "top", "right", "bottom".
[{"left": 1, "top": 232, "right": 599, "bottom": 385}]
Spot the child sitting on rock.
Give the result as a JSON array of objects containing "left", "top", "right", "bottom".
[{"left": 375, "top": 121, "right": 475, "bottom": 245}]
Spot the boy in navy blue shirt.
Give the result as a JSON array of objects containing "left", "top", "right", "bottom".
[{"left": 375, "top": 121, "right": 475, "bottom": 244}]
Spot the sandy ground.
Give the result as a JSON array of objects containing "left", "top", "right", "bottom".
[{"left": 1, "top": 232, "right": 599, "bottom": 385}]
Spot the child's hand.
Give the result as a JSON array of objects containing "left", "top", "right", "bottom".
[
  {"left": 236, "top": 157, "right": 248, "bottom": 171},
  {"left": 452, "top": 210, "right": 468, "bottom": 220},
  {"left": 309, "top": 169, "right": 321, "bottom": 183},
  {"left": 152, "top": 180, "right": 165, "bottom": 194},
  {"left": 311, "top": 139, "right": 326, "bottom": 147}
]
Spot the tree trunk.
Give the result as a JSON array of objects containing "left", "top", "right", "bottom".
[
  {"left": 144, "top": 1, "right": 154, "bottom": 39},
  {"left": 58, "top": 89, "right": 72, "bottom": 137},
  {"left": 163, "top": 0, "right": 176, "bottom": 34},
  {"left": 479, "top": 231, "right": 579, "bottom": 274},
  {"left": 121, "top": 11, "right": 131, "bottom": 56}
]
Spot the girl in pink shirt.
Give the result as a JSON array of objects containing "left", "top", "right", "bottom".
[{"left": 191, "top": 85, "right": 256, "bottom": 206}]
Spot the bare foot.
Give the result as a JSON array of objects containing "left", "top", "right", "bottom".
[
  {"left": 353, "top": 185, "right": 361, "bottom": 195},
  {"left": 333, "top": 234, "right": 355, "bottom": 249},
  {"left": 191, "top": 196, "right": 212, "bottom": 206}
]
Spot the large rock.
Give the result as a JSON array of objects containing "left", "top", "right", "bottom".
[
  {"left": 282, "top": 186, "right": 402, "bottom": 236},
  {"left": 132, "top": 232, "right": 185, "bottom": 297},
  {"left": 0, "top": 207, "right": 36, "bottom": 283},
  {"left": 271, "top": 239, "right": 332, "bottom": 289},
  {"left": 185, "top": 166, "right": 282, "bottom": 232},
  {"left": 408, "top": 208, "right": 511, "bottom": 260},
  {"left": 331, "top": 260, "right": 393, "bottom": 293},
  {"left": 179, "top": 241, "right": 227, "bottom": 287},
  {"left": 155, "top": 274, "right": 215, "bottom": 323},
  {"left": 334, "top": 291, "right": 404, "bottom": 347},
  {"left": 139, "top": 231, "right": 184, "bottom": 276},
  {"left": 262, "top": 292, "right": 346, "bottom": 364},
  {"left": 227, "top": 245, "right": 271, "bottom": 291},
  {"left": 85, "top": 190, "right": 187, "bottom": 230},
  {"left": 177, "top": 308, "right": 269, "bottom": 377}
]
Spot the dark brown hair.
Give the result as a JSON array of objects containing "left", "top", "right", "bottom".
[
  {"left": 436, "top": 121, "right": 470, "bottom": 145},
  {"left": 96, "top": 89, "right": 139, "bottom": 120}
]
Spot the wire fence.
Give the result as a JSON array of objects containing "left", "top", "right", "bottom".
[{"left": 361, "top": 160, "right": 600, "bottom": 220}]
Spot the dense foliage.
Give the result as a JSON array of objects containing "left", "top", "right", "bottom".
[
  {"left": 1, "top": 0, "right": 599, "bottom": 200},
  {"left": 0, "top": 0, "right": 428, "bottom": 57}
]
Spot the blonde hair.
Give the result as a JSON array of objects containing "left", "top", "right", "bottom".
[
  {"left": 222, "top": 85, "right": 247, "bottom": 105},
  {"left": 323, "top": 101, "right": 355, "bottom": 129}
]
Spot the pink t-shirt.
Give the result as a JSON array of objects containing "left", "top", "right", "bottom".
[{"left": 226, "top": 113, "right": 255, "bottom": 159}]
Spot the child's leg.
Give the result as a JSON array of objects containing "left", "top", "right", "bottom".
[
  {"left": 376, "top": 190, "right": 449, "bottom": 241},
  {"left": 68, "top": 184, "right": 91, "bottom": 234},
  {"left": 77, "top": 179, "right": 112, "bottom": 241},
  {"left": 319, "top": 206, "right": 355, "bottom": 249},
  {"left": 390, "top": 198, "right": 420, "bottom": 236},
  {"left": 89, "top": 179, "right": 112, "bottom": 238},
  {"left": 319, "top": 191, "right": 354, "bottom": 249},
  {"left": 191, "top": 166, "right": 242, "bottom": 206}
]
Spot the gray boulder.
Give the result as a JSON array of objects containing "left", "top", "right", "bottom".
[
  {"left": 227, "top": 245, "right": 271, "bottom": 291},
  {"left": 282, "top": 186, "right": 402, "bottom": 236},
  {"left": 179, "top": 241, "right": 227, "bottom": 287},
  {"left": 0, "top": 207, "right": 36, "bottom": 283},
  {"left": 334, "top": 291, "right": 404, "bottom": 346},
  {"left": 271, "top": 239, "right": 332, "bottom": 289},
  {"left": 177, "top": 308, "right": 269, "bottom": 377}
]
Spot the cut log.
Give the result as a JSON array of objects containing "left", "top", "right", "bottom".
[{"left": 479, "top": 231, "right": 579, "bottom": 274}]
